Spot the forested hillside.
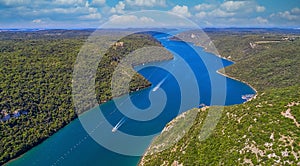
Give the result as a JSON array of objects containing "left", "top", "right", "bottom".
[
  {"left": 0, "top": 30, "right": 172, "bottom": 164},
  {"left": 141, "top": 29, "right": 300, "bottom": 165}
]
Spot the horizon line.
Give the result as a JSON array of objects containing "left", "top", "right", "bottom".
[{"left": 0, "top": 27, "right": 300, "bottom": 31}]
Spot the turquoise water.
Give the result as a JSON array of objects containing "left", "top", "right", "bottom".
[{"left": 7, "top": 32, "right": 255, "bottom": 166}]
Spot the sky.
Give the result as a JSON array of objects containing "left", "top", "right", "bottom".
[{"left": 0, "top": 0, "right": 299, "bottom": 28}]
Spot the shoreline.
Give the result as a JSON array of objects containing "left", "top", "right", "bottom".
[
  {"left": 6, "top": 31, "right": 256, "bottom": 165},
  {"left": 169, "top": 33, "right": 258, "bottom": 102},
  {"left": 139, "top": 32, "right": 258, "bottom": 166},
  {"left": 216, "top": 70, "right": 258, "bottom": 102},
  {"left": 3, "top": 35, "right": 174, "bottom": 166},
  {"left": 201, "top": 43, "right": 258, "bottom": 102}
]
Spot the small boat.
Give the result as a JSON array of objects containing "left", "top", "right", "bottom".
[
  {"left": 241, "top": 94, "right": 254, "bottom": 100},
  {"left": 112, "top": 127, "right": 117, "bottom": 132},
  {"left": 198, "top": 103, "right": 206, "bottom": 108},
  {"left": 111, "top": 117, "right": 126, "bottom": 133},
  {"left": 152, "top": 76, "right": 168, "bottom": 92}
]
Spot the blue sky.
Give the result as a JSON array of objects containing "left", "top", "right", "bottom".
[{"left": 0, "top": 0, "right": 299, "bottom": 28}]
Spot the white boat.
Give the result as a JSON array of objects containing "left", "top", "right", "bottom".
[
  {"left": 112, "top": 117, "right": 126, "bottom": 133},
  {"left": 152, "top": 76, "right": 168, "bottom": 92},
  {"left": 241, "top": 94, "right": 254, "bottom": 100},
  {"left": 112, "top": 127, "right": 117, "bottom": 132}
]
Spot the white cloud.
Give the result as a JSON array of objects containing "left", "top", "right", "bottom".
[
  {"left": 194, "top": 1, "right": 267, "bottom": 21},
  {"left": 1, "top": 0, "right": 298, "bottom": 28},
  {"left": 110, "top": 1, "right": 125, "bottom": 14},
  {"left": 291, "top": 7, "right": 300, "bottom": 14},
  {"left": 271, "top": 8, "right": 300, "bottom": 21},
  {"left": 195, "top": 11, "right": 207, "bottom": 18},
  {"left": 195, "top": 3, "right": 238, "bottom": 19},
  {"left": 0, "top": 0, "right": 31, "bottom": 6},
  {"left": 255, "top": 17, "right": 268, "bottom": 24},
  {"left": 109, "top": 15, "right": 153, "bottom": 23},
  {"left": 32, "top": 19, "right": 42, "bottom": 23},
  {"left": 210, "top": 9, "right": 235, "bottom": 17},
  {"left": 278, "top": 11, "right": 298, "bottom": 20},
  {"left": 194, "top": 4, "right": 214, "bottom": 11},
  {"left": 108, "top": 15, "right": 156, "bottom": 28},
  {"left": 170, "top": 5, "right": 191, "bottom": 17},
  {"left": 22, "top": 3, "right": 101, "bottom": 22},
  {"left": 105, "top": 12, "right": 199, "bottom": 28},
  {"left": 109, "top": 15, "right": 136, "bottom": 23},
  {"left": 220, "top": 1, "right": 247, "bottom": 12},
  {"left": 29, "top": 7, "right": 75, "bottom": 15},
  {"left": 54, "top": 0, "right": 85, "bottom": 6},
  {"left": 79, "top": 13, "right": 101, "bottom": 20},
  {"left": 139, "top": 16, "right": 155, "bottom": 23},
  {"left": 91, "top": 0, "right": 106, "bottom": 7},
  {"left": 256, "top": 6, "right": 265, "bottom": 12},
  {"left": 42, "top": 6, "right": 96, "bottom": 15},
  {"left": 125, "top": 0, "right": 166, "bottom": 7}
]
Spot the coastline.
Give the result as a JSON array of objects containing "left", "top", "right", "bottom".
[
  {"left": 139, "top": 32, "right": 258, "bottom": 166},
  {"left": 6, "top": 65, "right": 173, "bottom": 166},
  {"left": 190, "top": 37, "right": 258, "bottom": 102},
  {"left": 6, "top": 31, "right": 256, "bottom": 165},
  {"left": 200, "top": 43, "right": 258, "bottom": 102},
  {"left": 169, "top": 33, "right": 258, "bottom": 102},
  {"left": 3, "top": 33, "right": 174, "bottom": 165},
  {"left": 138, "top": 30, "right": 300, "bottom": 166},
  {"left": 216, "top": 69, "right": 258, "bottom": 102}
]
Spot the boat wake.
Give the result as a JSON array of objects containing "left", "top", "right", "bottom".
[
  {"left": 152, "top": 76, "right": 168, "bottom": 92},
  {"left": 112, "top": 117, "right": 126, "bottom": 132}
]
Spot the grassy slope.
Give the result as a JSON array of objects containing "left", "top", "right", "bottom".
[{"left": 141, "top": 30, "right": 300, "bottom": 165}]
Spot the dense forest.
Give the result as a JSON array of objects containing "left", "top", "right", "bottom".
[
  {"left": 141, "top": 29, "right": 300, "bottom": 165},
  {"left": 0, "top": 30, "right": 172, "bottom": 164}
]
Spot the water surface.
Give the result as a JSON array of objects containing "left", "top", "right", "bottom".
[{"left": 7, "top": 32, "right": 255, "bottom": 166}]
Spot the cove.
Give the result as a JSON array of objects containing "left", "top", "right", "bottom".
[{"left": 6, "top": 31, "right": 255, "bottom": 166}]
